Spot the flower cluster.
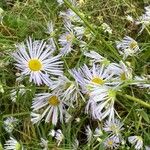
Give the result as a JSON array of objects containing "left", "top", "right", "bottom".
[{"left": 1, "top": 0, "right": 150, "bottom": 149}]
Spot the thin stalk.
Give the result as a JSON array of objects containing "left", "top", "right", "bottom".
[
  {"left": 118, "top": 93, "right": 150, "bottom": 109},
  {"left": 2, "top": 112, "right": 30, "bottom": 119}
]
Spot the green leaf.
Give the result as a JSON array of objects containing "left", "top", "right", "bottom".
[{"left": 138, "top": 109, "right": 150, "bottom": 123}]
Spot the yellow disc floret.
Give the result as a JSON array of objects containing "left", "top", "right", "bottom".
[
  {"left": 91, "top": 77, "right": 104, "bottom": 85},
  {"left": 48, "top": 96, "right": 60, "bottom": 106},
  {"left": 108, "top": 140, "right": 113, "bottom": 146},
  {"left": 66, "top": 33, "right": 74, "bottom": 42},
  {"left": 120, "top": 72, "right": 126, "bottom": 80},
  {"left": 110, "top": 124, "right": 119, "bottom": 135},
  {"left": 28, "top": 59, "right": 42, "bottom": 71},
  {"left": 129, "top": 41, "right": 137, "bottom": 49}
]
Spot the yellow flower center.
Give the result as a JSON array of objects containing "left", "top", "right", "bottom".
[
  {"left": 66, "top": 33, "right": 73, "bottom": 42},
  {"left": 108, "top": 140, "right": 113, "bottom": 146},
  {"left": 110, "top": 124, "right": 117, "bottom": 130},
  {"left": 120, "top": 72, "right": 126, "bottom": 80},
  {"left": 110, "top": 124, "right": 119, "bottom": 134},
  {"left": 91, "top": 77, "right": 104, "bottom": 85},
  {"left": 48, "top": 96, "right": 60, "bottom": 106},
  {"left": 28, "top": 59, "right": 42, "bottom": 71},
  {"left": 129, "top": 41, "right": 137, "bottom": 49}
]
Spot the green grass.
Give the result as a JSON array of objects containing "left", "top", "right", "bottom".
[{"left": 0, "top": 0, "right": 150, "bottom": 149}]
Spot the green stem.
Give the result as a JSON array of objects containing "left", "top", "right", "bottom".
[
  {"left": 63, "top": 0, "right": 121, "bottom": 61},
  {"left": 118, "top": 80, "right": 150, "bottom": 89},
  {"left": 118, "top": 93, "right": 150, "bottom": 109},
  {"left": 2, "top": 112, "right": 30, "bottom": 119}
]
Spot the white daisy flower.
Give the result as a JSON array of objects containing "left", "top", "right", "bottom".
[
  {"left": 132, "top": 76, "right": 150, "bottom": 89},
  {"left": 84, "top": 50, "right": 110, "bottom": 65},
  {"left": 45, "top": 21, "right": 56, "bottom": 52},
  {"left": 104, "top": 136, "right": 120, "bottom": 150},
  {"left": 40, "top": 138, "right": 49, "bottom": 150},
  {"left": 3, "top": 117, "right": 19, "bottom": 133},
  {"left": 59, "top": 21, "right": 85, "bottom": 55},
  {"left": 4, "top": 137, "right": 23, "bottom": 150},
  {"left": 103, "top": 119, "right": 124, "bottom": 140},
  {"left": 86, "top": 87, "right": 116, "bottom": 122},
  {"left": 101, "top": 23, "right": 112, "bottom": 34},
  {"left": 107, "top": 61, "right": 132, "bottom": 84},
  {"left": 10, "top": 85, "right": 26, "bottom": 102},
  {"left": 116, "top": 36, "right": 140, "bottom": 59},
  {"left": 49, "top": 129, "right": 64, "bottom": 146},
  {"left": 31, "top": 92, "right": 66, "bottom": 125},
  {"left": 136, "top": 6, "right": 150, "bottom": 33},
  {"left": 50, "top": 75, "right": 80, "bottom": 107},
  {"left": 59, "top": 21, "right": 75, "bottom": 55},
  {"left": 13, "top": 37, "right": 63, "bottom": 86},
  {"left": 71, "top": 64, "right": 114, "bottom": 93},
  {"left": 128, "top": 136, "right": 143, "bottom": 150},
  {"left": 85, "top": 125, "right": 93, "bottom": 142},
  {"left": 31, "top": 112, "right": 42, "bottom": 124}
]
